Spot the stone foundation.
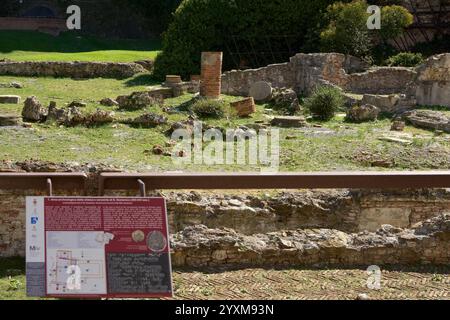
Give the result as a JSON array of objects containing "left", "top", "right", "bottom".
[
  {"left": 0, "top": 161, "right": 449, "bottom": 266},
  {"left": 0, "top": 61, "right": 146, "bottom": 79},
  {"left": 171, "top": 214, "right": 450, "bottom": 267}
]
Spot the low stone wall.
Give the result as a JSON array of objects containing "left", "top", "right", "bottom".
[
  {"left": 345, "top": 67, "right": 416, "bottom": 95},
  {"left": 1, "top": 185, "right": 450, "bottom": 259},
  {"left": 171, "top": 214, "right": 450, "bottom": 267},
  {"left": 412, "top": 54, "right": 450, "bottom": 107},
  {"left": 0, "top": 61, "right": 147, "bottom": 79},
  {"left": 167, "top": 189, "right": 450, "bottom": 235},
  {"left": 221, "top": 52, "right": 449, "bottom": 107},
  {"left": 0, "top": 161, "right": 449, "bottom": 265}
]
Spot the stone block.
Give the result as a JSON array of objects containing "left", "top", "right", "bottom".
[
  {"left": 359, "top": 207, "right": 411, "bottom": 232},
  {"left": 0, "top": 95, "right": 20, "bottom": 104},
  {"left": 0, "top": 114, "right": 21, "bottom": 126},
  {"left": 249, "top": 81, "right": 273, "bottom": 101},
  {"left": 231, "top": 97, "right": 256, "bottom": 117},
  {"left": 270, "top": 116, "right": 307, "bottom": 128}
]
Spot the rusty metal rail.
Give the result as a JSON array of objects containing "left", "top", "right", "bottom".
[
  {"left": 99, "top": 171, "right": 450, "bottom": 196},
  {"left": 0, "top": 173, "right": 88, "bottom": 195}
]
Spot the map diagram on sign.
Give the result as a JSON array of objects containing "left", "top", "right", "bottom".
[{"left": 46, "top": 231, "right": 110, "bottom": 295}]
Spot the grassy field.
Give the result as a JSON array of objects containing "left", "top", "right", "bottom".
[
  {"left": 0, "top": 31, "right": 160, "bottom": 62},
  {"left": 1, "top": 74, "right": 449, "bottom": 172},
  {"left": 1, "top": 257, "right": 448, "bottom": 300}
]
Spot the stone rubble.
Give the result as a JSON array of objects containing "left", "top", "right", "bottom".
[
  {"left": 346, "top": 104, "right": 380, "bottom": 123},
  {"left": 21, "top": 96, "right": 47, "bottom": 122},
  {"left": 99, "top": 98, "right": 119, "bottom": 107},
  {"left": 404, "top": 110, "right": 450, "bottom": 133},
  {"left": 270, "top": 88, "right": 301, "bottom": 114},
  {"left": 116, "top": 91, "right": 164, "bottom": 110},
  {"left": 123, "top": 112, "right": 168, "bottom": 128},
  {"left": 270, "top": 116, "right": 307, "bottom": 128}
]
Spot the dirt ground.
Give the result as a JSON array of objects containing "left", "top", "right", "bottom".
[{"left": 170, "top": 266, "right": 449, "bottom": 300}]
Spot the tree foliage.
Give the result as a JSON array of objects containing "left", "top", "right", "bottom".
[
  {"left": 320, "top": 0, "right": 413, "bottom": 60},
  {"left": 153, "top": 0, "right": 336, "bottom": 79}
]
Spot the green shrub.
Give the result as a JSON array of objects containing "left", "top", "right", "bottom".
[
  {"left": 153, "top": 0, "right": 336, "bottom": 79},
  {"left": 320, "top": 0, "right": 413, "bottom": 61},
  {"left": 191, "top": 99, "right": 227, "bottom": 118},
  {"left": 387, "top": 52, "right": 424, "bottom": 67},
  {"left": 378, "top": 5, "right": 414, "bottom": 43},
  {"left": 304, "top": 86, "right": 344, "bottom": 121},
  {"left": 320, "top": 0, "right": 373, "bottom": 59}
]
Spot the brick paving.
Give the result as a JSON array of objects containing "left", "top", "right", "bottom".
[{"left": 170, "top": 266, "right": 450, "bottom": 300}]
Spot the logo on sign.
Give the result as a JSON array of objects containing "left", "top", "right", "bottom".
[{"left": 31, "top": 217, "right": 39, "bottom": 225}]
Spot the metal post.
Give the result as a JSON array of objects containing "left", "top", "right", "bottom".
[
  {"left": 46, "top": 178, "right": 53, "bottom": 196},
  {"left": 137, "top": 179, "right": 146, "bottom": 197}
]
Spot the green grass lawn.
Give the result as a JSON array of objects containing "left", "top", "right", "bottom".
[
  {"left": 0, "top": 31, "right": 161, "bottom": 62},
  {"left": 1, "top": 74, "right": 449, "bottom": 172}
]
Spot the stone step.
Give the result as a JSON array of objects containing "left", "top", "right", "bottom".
[
  {"left": 0, "top": 95, "right": 21, "bottom": 104},
  {"left": 0, "top": 114, "right": 21, "bottom": 126},
  {"left": 270, "top": 116, "right": 307, "bottom": 128}
]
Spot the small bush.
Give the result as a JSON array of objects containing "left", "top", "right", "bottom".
[
  {"left": 191, "top": 99, "right": 227, "bottom": 118},
  {"left": 387, "top": 52, "right": 424, "bottom": 67},
  {"left": 304, "top": 86, "right": 344, "bottom": 121}
]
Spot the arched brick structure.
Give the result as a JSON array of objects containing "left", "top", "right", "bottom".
[{"left": 18, "top": 1, "right": 64, "bottom": 18}]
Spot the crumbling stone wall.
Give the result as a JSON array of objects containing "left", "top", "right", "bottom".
[
  {"left": 221, "top": 52, "right": 420, "bottom": 97},
  {"left": 0, "top": 61, "right": 146, "bottom": 79},
  {"left": 167, "top": 189, "right": 450, "bottom": 235},
  {"left": 1, "top": 185, "right": 450, "bottom": 260},
  {"left": 411, "top": 53, "right": 450, "bottom": 107},
  {"left": 221, "top": 62, "right": 295, "bottom": 96},
  {"left": 171, "top": 214, "right": 450, "bottom": 267},
  {"left": 345, "top": 67, "right": 417, "bottom": 95},
  {"left": 0, "top": 161, "right": 449, "bottom": 266}
]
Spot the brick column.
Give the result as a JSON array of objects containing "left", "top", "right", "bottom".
[{"left": 200, "top": 52, "right": 223, "bottom": 99}]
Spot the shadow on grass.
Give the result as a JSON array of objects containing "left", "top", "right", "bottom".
[
  {"left": 125, "top": 74, "right": 160, "bottom": 87},
  {"left": 0, "top": 257, "right": 25, "bottom": 277},
  {"left": 0, "top": 31, "right": 161, "bottom": 54}
]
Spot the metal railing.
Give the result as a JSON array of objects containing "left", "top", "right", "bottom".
[
  {"left": 0, "top": 173, "right": 87, "bottom": 196},
  {"left": 1, "top": 171, "right": 450, "bottom": 197},
  {"left": 98, "top": 171, "right": 450, "bottom": 196}
]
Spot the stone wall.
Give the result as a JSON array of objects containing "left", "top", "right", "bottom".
[
  {"left": 0, "top": 61, "right": 146, "bottom": 79},
  {"left": 171, "top": 214, "right": 450, "bottom": 267},
  {"left": 166, "top": 189, "right": 450, "bottom": 235},
  {"left": 0, "top": 161, "right": 448, "bottom": 266},
  {"left": 221, "top": 53, "right": 416, "bottom": 97},
  {"left": 345, "top": 67, "right": 416, "bottom": 95},
  {"left": 412, "top": 54, "right": 450, "bottom": 107},
  {"left": 0, "top": 17, "right": 67, "bottom": 36},
  {"left": 1, "top": 184, "right": 450, "bottom": 262}
]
